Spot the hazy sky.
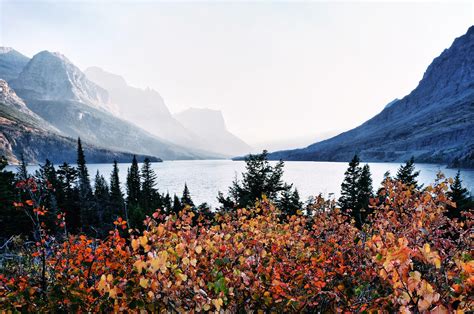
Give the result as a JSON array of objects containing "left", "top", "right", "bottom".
[{"left": 1, "top": 0, "right": 473, "bottom": 147}]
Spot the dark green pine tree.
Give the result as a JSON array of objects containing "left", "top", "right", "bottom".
[
  {"left": 93, "top": 170, "right": 110, "bottom": 232},
  {"left": 36, "top": 159, "right": 61, "bottom": 233},
  {"left": 357, "top": 164, "right": 374, "bottom": 226},
  {"left": 140, "top": 158, "right": 159, "bottom": 214},
  {"left": 77, "top": 138, "right": 95, "bottom": 232},
  {"left": 447, "top": 170, "right": 471, "bottom": 219},
  {"left": 109, "top": 160, "right": 124, "bottom": 220},
  {"left": 339, "top": 154, "right": 362, "bottom": 215},
  {"left": 181, "top": 183, "right": 194, "bottom": 207},
  {"left": 162, "top": 192, "right": 172, "bottom": 213},
  {"left": 218, "top": 150, "right": 287, "bottom": 209},
  {"left": 395, "top": 157, "right": 420, "bottom": 189},
  {"left": 126, "top": 155, "right": 141, "bottom": 207},
  {"left": 57, "top": 162, "right": 81, "bottom": 233},
  {"left": 277, "top": 183, "right": 302, "bottom": 217},
  {"left": 76, "top": 138, "right": 92, "bottom": 198},
  {"left": 0, "top": 156, "right": 30, "bottom": 238},
  {"left": 16, "top": 153, "right": 29, "bottom": 181},
  {"left": 172, "top": 194, "right": 182, "bottom": 215}
]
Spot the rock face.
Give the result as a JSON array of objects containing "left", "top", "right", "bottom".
[
  {"left": 85, "top": 66, "right": 251, "bottom": 156},
  {"left": 0, "top": 81, "right": 160, "bottom": 164},
  {"left": 9, "top": 52, "right": 218, "bottom": 160},
  {"left": 268, "top": 26, "right": 474, "bottom": 168},
  {"left": 174, "top": 108, "right": 252, "bottom": 156},
  {"left": 0, "top": 47, "right": 29, "bottom": 82},
  {"left": 11, "top": 51, "right": 119, "bottom": 115}
]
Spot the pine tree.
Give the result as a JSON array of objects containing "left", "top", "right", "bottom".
[
  {"left": 277, "top": 183, "right": 302, "bottom": 217},
  {"left": 447, "top": 170, "right": 471, "bottom": 219},
  {"left": 162, "top": 192, "right": 172, "bottom": 213},
  {"left": 76, "top": 138, "right": 92, "bottom": 199},
  {"left": 219, "top": 150, "right": 288, "bottom": 209},
  {"left": 126, "top": 155, "right": 141, "bottom": 207},
  {"left": 57, "top": 163, "right": 80, "bottom": 233},
  {"left": 109, "top": 160, "right": 124, "bottom": 219},
  {"left": 94, "top": 171, "right": 110, "bottom": 203},
  {"left": 16, "top": 153, "right": 29, "bottom": 181},
  {"left": 395, "top": 157, "right": 420, "bottom": 189},
  {"left": 172, "top": 194, "right": 182, "bottom": 215},
  {"left": 140, "top": 158, "right": 158, "bottom": 213},
  {"left": 181, "top": 183, "right": 194, "bottom": 207},
  {"left": 0, "top": 156, "right": 29, "bottom": 238},
  {"left": 357, "top": 164, "right": 373, "bottom": 226},
  {"left": 339, "top": 154, "right": 361, "bottom": 213}
]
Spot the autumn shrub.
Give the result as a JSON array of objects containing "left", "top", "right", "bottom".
[{"left": 0, "top": 175, "right": 472, "bottom": 312}]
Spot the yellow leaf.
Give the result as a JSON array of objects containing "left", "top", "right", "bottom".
[
  {"left": 157, "top": 225, "right": 165, "bottom": 236},
  {"left": 131, "top": 238, "right": 139, "bottom": 251},
  {"left": 213, "top": 298, "right": 223, "bottom": 311},
  {"left": 139, "top": 277, "right": 149, "bottom": 288},
  {"left": 140, "top": 235, "right": 148, "bottom": 248},
  {"left": 424, "top": 243, "right": 430, "bottom": 253},
  {"left": 195, "top": 245, "right": 202, "bottom": 254}
]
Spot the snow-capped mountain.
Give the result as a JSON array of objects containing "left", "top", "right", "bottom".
[{"left": 0, "top": 47, "right": 30, "bottom": 82}]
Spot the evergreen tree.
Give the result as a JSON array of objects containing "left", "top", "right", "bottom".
[
  {"left": 16, "top": 153, "right": 29, "bottom": 181},
  {"left": 0, "top": 156, "right": 29, "bottom": 238},
  {"left": 339, "top": 155, "right": 374, "bottom": 228},
  {"left": 76, "top": 138, "right": 92, "bottom": 199},
  {"left": 357, "top": 164, "right": 374, "bottom": 225},
  {"left": 447, "top": 170, "right": 471, "bottom": 219},
  {"left": 339, "top": 154, "right": 361, "bottom": 213},
  {"left": 57, "top": 163, "right": 80, "bottom": 233},
  {"left": 395, "top": 157, "right": 420, "bottom": 189},
  {"left": 218, "top": 150, "right": 288, "bottom": 209},
  {"left": 140, "top": 158, "right": 159, "bottom": 213},
  {"left": 162, "top": 192, "right": 172, "bottom": 213},
  {"left": 93, "top": 171, "right": 110, "bottom": 232},
  {"left": 94, "top": 171, "right": 110, "bottom": 204},
  {"left": 36, "top": 160, "right": 60, "bottom": 233},
  {"left": 172, "top": 194, "right": 182, "bottom": 214},
  {"left": 126, "top": 155, "right": 141, "bottom": 207},
  {"left": 109, "top": 160, "right": 124, "bottom": 219},
  {"left": 181, "top": 183, "right": 194, "bottom": 207},
  {"left": 277, "top": 184, "right": 302, "bottom": 217}
]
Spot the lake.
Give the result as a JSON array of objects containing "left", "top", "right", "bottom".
[{"left": 12, "top": 160, "right": 474, "bottom": 208}]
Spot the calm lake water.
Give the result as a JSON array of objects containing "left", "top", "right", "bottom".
[{"left": 12, "top": 160, "right": 474, "bottom": 208}]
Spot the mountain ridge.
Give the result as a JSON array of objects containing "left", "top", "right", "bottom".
[{"left": 267, "top": 26, "right": 474, "bottom": 168}]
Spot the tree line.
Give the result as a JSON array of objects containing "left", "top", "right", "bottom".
[{"left": 0, "top": 140, "right": 472, "bottom": 241}]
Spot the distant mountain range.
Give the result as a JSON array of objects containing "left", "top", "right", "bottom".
[
  {"left": 267, "top": 26, "right": 474, "bottom": 168},
  {"left": 84, "top": 67, "right": 252, "bottom": 156},
  {"left": 0, "top": 47, "right": 251, "bottom": 164}
]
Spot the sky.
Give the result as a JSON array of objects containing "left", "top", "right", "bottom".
[{"left": 0, "top": 0, "right": 473, "bottom": 147}]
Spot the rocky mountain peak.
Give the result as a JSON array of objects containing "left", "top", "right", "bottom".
[
  {"left": 0, "top": 47, "right": 30, "bottom": 81},
  {"left": 11, "top": 51, "right": 119, "bottom": 115}
]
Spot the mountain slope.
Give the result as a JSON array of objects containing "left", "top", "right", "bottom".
[
  {"left": 10, "top": 51, "right": 218, "bottom": 160},
  {"left": 85, "top": 67, "right": 250, "bottom": 156},
  {"left": 0, "top": 47, "right": 30, "bottom": 82},
  {"left": 268, "top": 26, "right": 474, "bottom": 168},
  {"left": 84, "top": 66, "right": 197, "bottom": 148},
  {"left": 0, "top": 80, "right": 160, "bottom": 164},
  {"left": 174, "top": 108, "right": 252, "bottom": 156}
]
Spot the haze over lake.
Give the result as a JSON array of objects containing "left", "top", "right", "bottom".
[{"left": 13, "top": 160, "right": 474, "bottom": 208}]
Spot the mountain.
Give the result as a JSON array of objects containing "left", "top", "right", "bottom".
[
  {"left": 0, "top": 80, "right": 160, "bottom": 164},
  {"left": 9, "top": 51, "right": 218, "bottom": 160},
  {"left": 268, "top": 26, "right": 474, "bottom": 168},
  {"left": 11, "top": 51, "right": 119, "bottom": 115},
  {"left": 174, "top": 108, "right": 252, "bottom": 156},
  {"left": 84, "top": 66, "right": 196, "bottom": 147},
  {"left": 84, "top": 67, "right": 250, "bottom": 156},
  {"left": 0, "top": 47, "right": 29, "bottom": 82}
]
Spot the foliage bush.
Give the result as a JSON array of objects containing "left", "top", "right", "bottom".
[{"left": 0, "top": 175, "right": 472, "bottom": 312}]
